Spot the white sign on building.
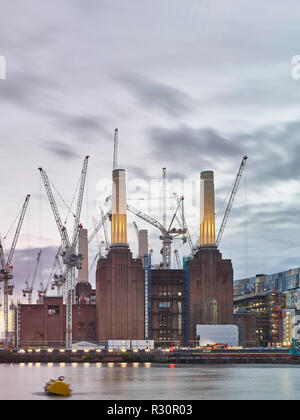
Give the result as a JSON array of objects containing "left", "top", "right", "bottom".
[{"left": 196, "top": 325, "right": 239, "bottom": 346}]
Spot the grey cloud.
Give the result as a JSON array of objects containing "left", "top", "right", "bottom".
[
  {"left": 148, "top": 117, "right": 300, "bottom": 188},
  {"left": 45, "top": 140, "right": 81, "bottom": 160},
  {"left": 205, "top": 77, "right": 300, "bottom": 109},
  {"left": 1, "top": 0, "right": 300, "bottom": 283},
  {"left": 46, "top": 110, "right": 111, "bottom": 142},
  {"left": 9, "top": 246, "right": 59, "bottom": 296},
  {"left": 115, "top": 74, "right": 197, "bottom": 117},
  {"left": 126, "top": 165, "right": 149, "bottom": 180},
  {"left": 233, "top": 119, "right": 300, "bottom": 184},
  {"left": 0, "top": 71, "right": 62, "bottom": 112},
  {"left": 148, "top": 125, "right": 243, "bottom": 167}
]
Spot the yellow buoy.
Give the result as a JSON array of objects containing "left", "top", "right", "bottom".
[{"left": 44, "top": 376, "right": 71, "bottom": 397}]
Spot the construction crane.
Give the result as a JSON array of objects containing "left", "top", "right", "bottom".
[
  {"left": 39, "top": 156, "right": 89, "bottom": 349},
  {"left": 88, "top": 209, "right": 110, "bottom": 275},
  {"left": 133, "top": 221, "right": 141, "bottom": 258},
  {"left": 162, "top": 167, "right": 167, "bottom": 229},
  {"left": 113, "top": 128, "right": 118, "bottom": 170},
  {"left": 88, "top": 240, "right": 105, "bottom": 274},
  {"left": 216, "top": 155, "right": 248, "bottom": 247},
  {"left": 185, "top": 155, "right": 248, "bottom": 253},
  {"left": 0, "top": 194, "right": 30, "bottom": 349},
  {"left": 23, "top": 250, "right": 42, "bottom": 304},
  {"left": 174, "top": 194, "right": 195, "bottom": 253},
  {"left": 174, "top": 249, "right": 182, "bottom": 269},
  {"left": 127, "top": 202, "right": 186, "bottom": 269},
  {"left": 38, "top": 248, "right": 61, "bottom": 299},
  {"left": 133, "top": 221, "right": 139, "bottom": 241},
  {"left": 51, "top": 253, "right": 66, "bottom": 295},
  {"left": 104, "top": 189, "right": 186, "bottom": 268},
  {"left": 88, "top": 210, "right": 111, "bottom": 245},
  {"left": 100, "top": 207, "right": 110, "bottom": 251}
]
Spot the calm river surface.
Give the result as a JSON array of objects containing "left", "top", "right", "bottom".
[{"left": 0, "top": 363, "right": 299, "bottom": 400}]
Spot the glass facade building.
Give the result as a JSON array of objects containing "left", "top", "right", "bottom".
[
  {"left": 234, "top": 268, "right": 300, "bottom": 345},
  {"left": 234, "top": 268, "right": 300, "bottom": 311}
]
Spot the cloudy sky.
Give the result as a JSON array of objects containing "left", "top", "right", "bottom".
[{"left": 1, "top": 0, "right": 300, "bottom": 302}]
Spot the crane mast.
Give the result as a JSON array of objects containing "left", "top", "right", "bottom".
[
  {"left": 133, "top": 222, "right": 139, "bottom": 240},
  {"left": 39, "top": 156, "right": 89, "bottom": 349},
  {"left": 173, "top": 193, "right": 196, "bottom": 256},
  {"left": 88, "top": 210, "right": 111, "bottom": 245},
  {"left": 174, "top": 249, "right": 182, "bottom": 269},
  {"left": 100, "top": 207, "right": 110, "bottom": 251},
  {"left": 71, "top": 156, "right": 89, "bottom": 248},
  {"left": 105, "top": 179, "right": 186, "bottom": 268},
  {"left": 0, "top": 194, "right": 30, "bottom": 349},
  {"left": 216, "top": 155, "right": 248, "bottom": 247},
  {"left": 38, "top": 168, "right": 70, "bottom": 249},
  {"left": 23, "top": 250, "right": 42, "bottom": 304},
  {"left": 38, "top": 248, "right": 61, "bottom": 298},
  {"left": 162, "top": 168, "right": 167, "bottom": 229},
  {"left": 127, "top": 202, "right": 186, "bottom": 269}
]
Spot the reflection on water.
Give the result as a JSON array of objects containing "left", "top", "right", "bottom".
[{"left": 0, "top": 363, "right": 299, "bottom": 400}]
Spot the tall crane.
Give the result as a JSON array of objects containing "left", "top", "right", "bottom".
[
  {"left": 185, "top": 155, "right": 248, "bottom": 254},
  {"left": 23, "top": 250, "right": 42, "bottom": 304},
  {"left": 174, "top": 249, "right": 182, "bottom": 269},
  {"left": 104, "top": 191, "right": 186, "bottom": 269},
  {"left": 0, "top": 194, "right": 30, "bottom": 349},
  {"left": 162, "top": 168, "right": 167, "bottom": 229},
  {"left": 51, "top": 253, "right": 66, "bottom": 295},
  {"left": 216, "top": 155, "right": 248, "bottom": 247},
  {"left": 133, "top": 221, "right": 139, "bottom": 241},
  {"left": 88, "top": 208, "right": 110, "bottom": 276},
  {"left": 173, "top": 193, "right": 195, "bottom": 254},
  {"left": 38, "top": 248, "right": 61, "bottom": 299},
  {"left": 100, "top": 207, "right": 110, "bottom": 251},
  {"left": 39, "top": 155, "right": 89, "bottom": 349},
  {"left": 88, "top": 240, "right": 105, "bottom": 274},
  {"left": 133, "top": 221, "right": 141, "bottom": 258},
  {"left": 127, "top": 202, "right": 186, "bottom": 269},
  {"left": 88, "top": 210, "right": 111, "bottom": 245}
]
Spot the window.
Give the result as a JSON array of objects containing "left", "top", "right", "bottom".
[
  {"left": 159, "top": 301, "right": 171, "bottom": 308},
  {"left": 47, "top": 305, "right": 59, "bottom": 316}
]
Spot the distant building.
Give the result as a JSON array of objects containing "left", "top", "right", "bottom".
[
  {"left": 234, "top": 267, "right": 300, "bottom": 345},
  {"left": 0, "top": 305, "right": 15, "bottom": 347},
  {"left": 186, "top": 171, "right": 234, "bottom": 346},
  {"left": 16, "top": 296, "right": 96, "bottom": 349},
  {"left": 14, "top": 169, "right": 235, "bottom": 349},
  {"left": 234, "top": 289, "right": 284, "bottom": 347},
  {"left": 96, "top": 168, "right": 145, "bottom": 341},
  {"left": 151, "top": 269, "right": 184, "bottom": 346},
  {"left": 96, "top": 246, "right": 145, "bottom": 341},
  {"left": 233, "top": 312, "right": 257, "bottom": 347}
]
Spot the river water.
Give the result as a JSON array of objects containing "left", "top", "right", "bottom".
[{"left": 0, "top": 363, "right": 299, "bottom": 400}]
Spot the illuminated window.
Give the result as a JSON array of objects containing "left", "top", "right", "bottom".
[
  {"left": 47, "top": 305, "right": 59, "bottom": 316},
  {"left": 159, "top": 302, "right": 171, "bottom": 308}
]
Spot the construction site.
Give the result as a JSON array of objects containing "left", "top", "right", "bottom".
[{"left": 1, "top": 128, "right": 295, "bottom": 355}]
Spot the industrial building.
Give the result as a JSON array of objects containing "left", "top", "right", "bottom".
[
  {"left": 2, "top": 130, "right": 298, "bottom": 351},
  {"left": 234, "top": 269, "right": 300, "bottom": 346},
  {"left": 13, "top": 161, "right": 236, "bottom": 349},
  {"left": 16, "top": 296, "right": 96, "bottom": 348},
  {"left": 150, "top": 268, "right": 184, "bottom": 346}
]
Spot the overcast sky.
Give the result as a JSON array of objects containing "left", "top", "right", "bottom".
[{"left": 1, "top": 0, "right": 300, "bottom": 302}]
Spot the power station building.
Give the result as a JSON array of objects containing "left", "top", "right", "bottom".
[{"left": 14, "top": 168, "right": 235, "bottom": 349}]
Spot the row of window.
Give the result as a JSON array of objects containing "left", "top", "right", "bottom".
[
  {"left": 159, "top": 302, "right": 171, "bottom": 308},
  {"left": 157, "top": 291, "right": 183, "bottom": 296}
]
